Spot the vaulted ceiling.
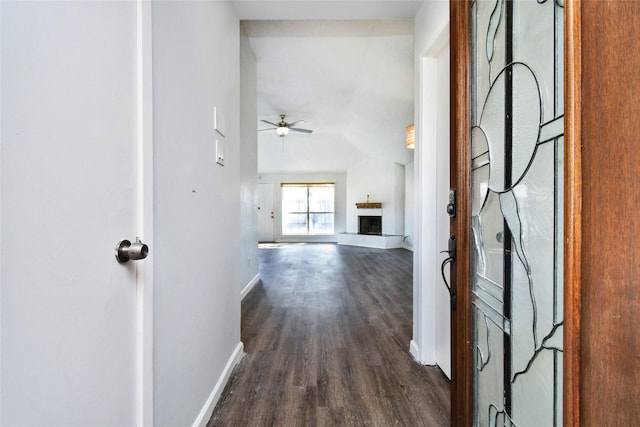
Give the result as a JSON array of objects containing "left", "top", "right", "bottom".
[{"left": 235, "top": 1, "right": 421, "bottom": 174}]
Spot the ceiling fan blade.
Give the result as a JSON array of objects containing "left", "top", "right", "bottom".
[
  {"left": 261, "top": 120, "right": 279, "bottom": 127},
  {"left": 287, "top": 120, "right": 304, "bottom": 128},
  {"left": 290, "top": 128, "right": 313, "bottom": 134},
  {"left": 258, "top": 128, "right": 277, "bottom": 132}
]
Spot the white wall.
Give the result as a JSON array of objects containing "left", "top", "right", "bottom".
[
  {"left": 394, "top": 163, "right": 405, "bottom": 235},
  {"left": 411, "top": 0, "right": 451, "bottom": 377},
  {"left": 152, "top": 2, "right": 242, "bottom": 426},
  {"left": 414, "top": 1, "right": 449, "bottom": 59},
  {"left": 346, "top": 158, "right": 405, "bottom": 235},
  {"left": 258, "top": 173, "right": 347, "bottom": 242},
  {"left": 404, "top": 161, "right": 415, "bottom": 250},
  {"left": 240, "top": 25, "right": 260, "bottom": 291}
]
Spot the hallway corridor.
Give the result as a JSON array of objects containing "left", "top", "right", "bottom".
[{"left": 208, "top": 243, "right": 450, "bottom": 426}]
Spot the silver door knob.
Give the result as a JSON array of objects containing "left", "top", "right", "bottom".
[{"left": 115, "top": 238, "right": 149, "bottom": 263}]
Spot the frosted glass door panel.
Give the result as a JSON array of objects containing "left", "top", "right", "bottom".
[{"left": 470, "top": 0, "right": 564, "bottom": 425}]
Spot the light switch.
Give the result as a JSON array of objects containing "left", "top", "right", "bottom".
[
  {"left": 215, "top": 139, "right": 225, "bottom": 166},
  {"left": 214, "top": 106, "right": 226, "bottom": 137}
]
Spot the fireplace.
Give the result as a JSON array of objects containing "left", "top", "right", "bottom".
[{"left": 359, "top": 216, "right": 382, "bottom": 235}]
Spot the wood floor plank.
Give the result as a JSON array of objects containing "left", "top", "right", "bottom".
[{"left": 208, "top": 243, "right": 450, "bottom": 426}]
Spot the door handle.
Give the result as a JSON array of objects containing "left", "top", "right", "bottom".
[
  {"left": 115, "top": 238, "right": 149, "bottom": 263},
  {"left": 440, "top": 236, "right": 456, "bottom": 309}
]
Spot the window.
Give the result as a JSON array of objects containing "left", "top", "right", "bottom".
[{"left": 281, "top": 183, "right": 335, "bottom": 235}]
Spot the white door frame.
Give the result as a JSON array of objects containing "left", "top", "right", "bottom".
[{"left": 411, "top": 22, "right": 451, "bottom": 375}]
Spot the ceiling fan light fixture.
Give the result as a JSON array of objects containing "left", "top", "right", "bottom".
[{"left": 261, "top": 114, "right": 312, "bottom": 137}]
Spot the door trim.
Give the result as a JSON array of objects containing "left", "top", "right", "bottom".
[
  {"left": 136, "top": 1, "right": 154, "bottom": 425},
  {"left": 411, "top": 21, "right": 450, "bottom": 369},
  {"left": 563, "top": 1, "right": 581, "bottom": 425},
  {"left": 449, "top": 1, "right": 472, "bottom": 425}
]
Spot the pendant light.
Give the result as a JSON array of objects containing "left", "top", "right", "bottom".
[{"left": 406, "top": 124, "right": 415, "bottom": 149}]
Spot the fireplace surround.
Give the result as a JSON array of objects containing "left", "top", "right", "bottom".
[
  {"left": 337, "top": 200, "right": 402, "bottom": 249},
  {"left": 358, "top": 216, "right": 382, "bottom": 235}
]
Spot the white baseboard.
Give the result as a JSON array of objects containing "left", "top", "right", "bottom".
[
  {"left": 410, "top": 339, "right": 421, "bottom": 363},
  {"left": 410, "top": 339, "right": 440, "bottom": 369},
  {"left": 191, "top": 342, "right": 245, "bottom": 427},
  {"left": 240, "top": 274, "right": 260, "bottom": 300}
]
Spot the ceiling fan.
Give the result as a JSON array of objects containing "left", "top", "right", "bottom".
[{"left": 259, "top": 114, "right": 313, "bottom": 137}]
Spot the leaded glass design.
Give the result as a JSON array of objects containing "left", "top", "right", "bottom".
[{"left": 470, "top": 0, "right": 564, "bottom": 425}]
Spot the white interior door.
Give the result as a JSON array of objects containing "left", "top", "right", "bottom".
[
  {"left": 1, "top": 2, "right": 145, "bottom": 425},
  {"left": 257, "top": 183, "right": 275, "bottom": 242}
]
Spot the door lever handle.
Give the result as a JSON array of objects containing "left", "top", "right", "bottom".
[
  {"left": 440, "top": 236, "right": 456, "bottom": 310},
  {"left": 440, "top": 257, "right": 456, "bottom": 310},
  {"left": 116, "top": 238, "right": 149, "bottom": 263}
]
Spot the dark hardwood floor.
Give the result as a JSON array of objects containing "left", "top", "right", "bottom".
[{"left": 208, "top": 243, "right": 450, "bottom": 426}]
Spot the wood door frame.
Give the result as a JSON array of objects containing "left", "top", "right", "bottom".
[
  {"left": 449, "top": 1, "right": 581, "bottom": 425},
  {"left": 449, "top": 1, "right": 472, "bottom": 425},
  {"left": 563, "top": 1, "right": 581, "bottom": 425}
]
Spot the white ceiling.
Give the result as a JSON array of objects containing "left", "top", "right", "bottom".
[
  {"left": 233, "top": 0, "right": 423, "bottom": 21},
  {"left": 238, "top": 1, "right": 419, "bottom": 174}
]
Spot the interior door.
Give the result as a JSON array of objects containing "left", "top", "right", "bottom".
[
  {"left": 466, "top": 0, "right": 564, "bottom": 425},
  {"left": 1, "top": 2, "right": 144, "bottom": 425},
  {"left": 257, "top": 183, "right": 275, "bottom": 242}
]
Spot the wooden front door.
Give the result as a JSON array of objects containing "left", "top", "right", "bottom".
[
  {"left": 451, "top": 1, "right": 565, "bottom": 425},
  {"left": 452, "top": 1, "right": 640, "bottom": 425}
]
